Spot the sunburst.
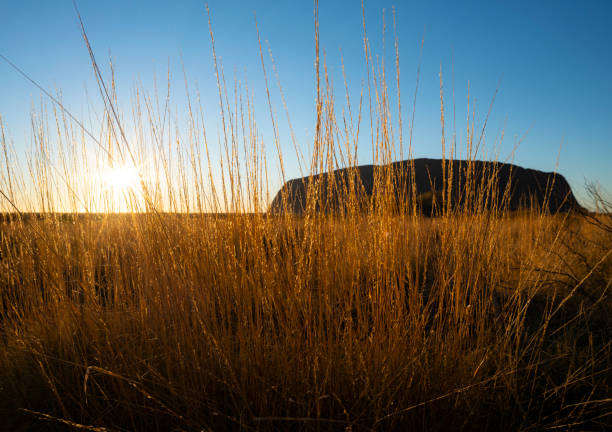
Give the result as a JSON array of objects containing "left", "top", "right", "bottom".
[{"left": 102, "top": 162, "right": 141, "bottom": 193}]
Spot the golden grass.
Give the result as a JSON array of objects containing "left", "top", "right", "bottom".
[
  {"left": 0, "top": 212, "right": 610, "bottom": 430},
  {"left": 0, "top": 3, "right": 610, "bottom": 431}
]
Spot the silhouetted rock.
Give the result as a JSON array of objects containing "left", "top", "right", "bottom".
[{"left": 269, "top": 159, "right": 583, "bottom": 215}]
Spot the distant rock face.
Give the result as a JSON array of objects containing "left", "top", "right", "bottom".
[{"left": 269, "top": 159, "right": 583, "bottom": 215}]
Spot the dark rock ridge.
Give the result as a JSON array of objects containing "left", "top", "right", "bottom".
[{"left": 269, "top": 158, "right": 583, "bottom": 215}]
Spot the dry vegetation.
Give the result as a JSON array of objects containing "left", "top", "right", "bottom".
[{"left": 0, "top": 3, "right": 611, "bottom": 431}]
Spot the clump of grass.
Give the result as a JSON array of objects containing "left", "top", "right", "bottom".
[{"left": 0, "top": 3, "right": 610, "bottom": 431}]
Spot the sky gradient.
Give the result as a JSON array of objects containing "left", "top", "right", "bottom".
[{"left": 1, "top": 0, "right": 611, "bottom": 207}]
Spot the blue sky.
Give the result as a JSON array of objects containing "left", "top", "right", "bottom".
[{"left": 1, "top": 0, "right": 610, "bottom": 207}]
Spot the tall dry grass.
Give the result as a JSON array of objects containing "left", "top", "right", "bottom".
[{"left": 0, "top": 3, "right": 610, "bottom": 431}]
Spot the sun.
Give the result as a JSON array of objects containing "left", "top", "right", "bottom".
[
  {"left": 100, "top": 162, "right": 144, "bottom": 212},
  {"left": 102, "top": 162, "right": 142, "bottom": 194}
]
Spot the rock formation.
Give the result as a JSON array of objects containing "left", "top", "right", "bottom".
[{"left": 269, "top": 158, "right": 582, "bottom": 215}]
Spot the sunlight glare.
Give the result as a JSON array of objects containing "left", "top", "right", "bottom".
[{"left": 102, "top": 163, "right": 142, "bottom": 194}]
